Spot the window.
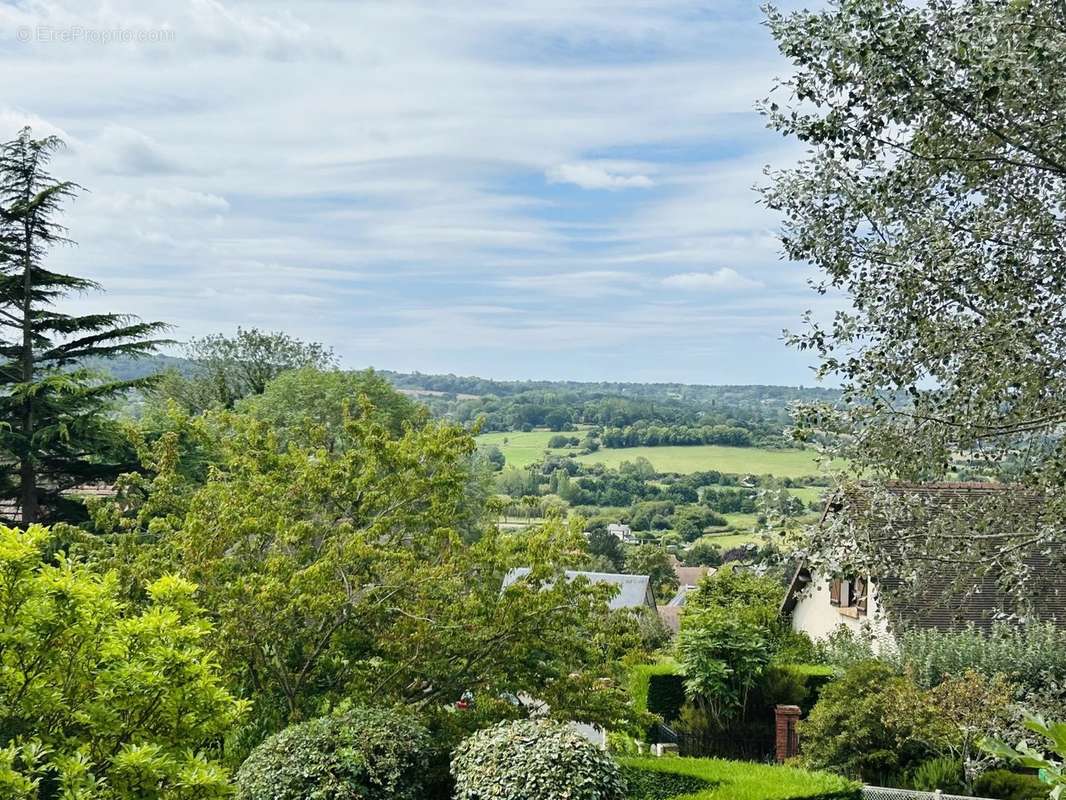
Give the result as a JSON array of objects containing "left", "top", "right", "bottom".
[{"left": 830, "top": 576, "right": 868, "bottom": 617}]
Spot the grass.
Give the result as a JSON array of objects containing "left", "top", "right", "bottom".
[
  {"left": 476, "top": 430, "right": 584, "bottom": 469},
  {"left": 619, "top": 757, "right": 860, "bottom": 800},
  {"left": 476, "top": 432, "right": 836, "bottom": 478},
  {"left": 576, "top": 445, "right": 830, "bottom": 477},
  {"left": 787, "top": 486, "right": 827, "bottom": 506}
]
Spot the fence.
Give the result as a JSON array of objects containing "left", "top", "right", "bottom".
[
  {"left": 653, "top": 724, "right": 775, "bottom": 761},
  {"left": 863, "top": 787, "right": 998, "bottom": 800}
]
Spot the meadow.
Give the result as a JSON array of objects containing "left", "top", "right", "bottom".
[
  {"left": 476, "top": 431, "right": 830, "bottom": 477},
  {"left": 577, "top": 444, "right": 829, "bottom": 476}
]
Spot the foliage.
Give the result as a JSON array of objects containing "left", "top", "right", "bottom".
[
  {"left": 0, "top": 524, "right": 243, "bottom": 800},
  {"left": 799, "top": 661, "right": 935, "bottom": 783},
  {"left": 683, "top": 540, "right": 723, "bottom": 567},
  {"left": 0, "top": 128, "right": 169, "bottom": 524},
  {"left": 451, "top": 719, "right": 627, "bottom": 800},
  {"left": 973, "top": 769, "right": 1050, "bottom": 800},
  {"left": 687, "top": 565, "right": 781, "bottom": 626},
  {"left": 162, "top": 327, "right": 336, "bottom": 412},
  {"left": 676, "top": 609, "right": 772, "bottom": 727},
  {"left": 813, "top": 625, "right": 876, "bottom": 671},
  {"left": 982, "top": 713, "right": 1066, "bottom": 800},
  {"left": 624, "top": 544, "right": 679, "bottom": 598},
  {"left": 763, "top": 0, "right": 1066, "bottom": 584},
  {"left": 234, "top": 707, "right": 430, "bottom": 800},
  {"left": 96, "top": 409, "right": 644, "bottom": 752},
  {"left": 908, "top": 757, "right": 964, "bottom": 794},
  {"left": 617, "top": 757, "right": 861, "bottom": 800},
  {"left": 686, "top": 565, "right": 809, "bottom": 658},
  {"left": 892, "top": 623, "right": 1066, "bottom": 693},
  {"left": 238, "top": 367, "right": 423, "bottom": 444}
]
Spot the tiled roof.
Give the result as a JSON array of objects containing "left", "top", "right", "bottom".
[
  {"left": 502, "top": 568, "right": 655, "bottom": 609},
  {"left": 788, "top": 482, "right": 1065, "bottom": 631}
]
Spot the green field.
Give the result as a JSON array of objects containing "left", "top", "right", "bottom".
[
  {"left": 476, "top": 430, "right": 584, "bottom": 469},
  {"left": 476, "top": 432, "right": 831, "bottom": 477},
  {"left": 576, "top": 444, "right": 828, "bottom": 477}
]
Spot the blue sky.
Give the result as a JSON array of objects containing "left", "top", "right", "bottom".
[{"left": 0, "top": 0, "right": 835, "bottom": 385}]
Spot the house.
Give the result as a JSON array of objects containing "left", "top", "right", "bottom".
[
  {"left": 606, "top": 523, "right": 637, "bottom": 544},
  {"left": 657, "top": 561, "right": 716, "bottom": 634},
  {"left": 0, "top": 482, "right": 118, "bottom": 526},
  {"left": 782, "top": 482, "right": 1066, "bottom": 650},
  {"left": 501, "top": 568, "right": 656, "bottom": 610}
]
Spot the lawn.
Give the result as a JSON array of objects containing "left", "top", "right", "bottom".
[
  {"left": 476, "top": 430, "right": 584, "bottom": 468},
  {"left": 576, "top": 445, "right": 830, "bottom": 477},
  {"left": 620, "top": 757, "right": 860, "bottom": 800},
  {"left": 476, "top": 433, "right": 835, "bottom": 478}
]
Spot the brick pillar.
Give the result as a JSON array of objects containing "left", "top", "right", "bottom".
[{"left": 775, "top": 705, "right": 801, "bottom": 763}]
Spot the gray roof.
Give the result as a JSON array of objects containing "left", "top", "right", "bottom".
[{"left": 502, "top": 568, "right": 655, "bottom": 609}]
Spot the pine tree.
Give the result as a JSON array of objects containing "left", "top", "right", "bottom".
[{"left": 0, "top": 128, "right": 170, "bottom": 524}]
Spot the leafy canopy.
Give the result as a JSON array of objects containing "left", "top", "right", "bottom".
[
  {"left": 762, "top": 0, "right": 1066, "bottom": 585},
  {"left": 0, "top": 525, "right": 243, "bottom": 800}
]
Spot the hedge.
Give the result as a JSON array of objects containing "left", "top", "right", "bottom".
[
  {"left": 619, "top": 757, "right": 862, "bottom": 800},
  {"left": 630, "top": 660, "right": 683, "bottom": 717}
]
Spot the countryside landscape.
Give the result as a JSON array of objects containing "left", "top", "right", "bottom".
[{"left": 2, "top": 2, "right": 1066, "bottom": 800}]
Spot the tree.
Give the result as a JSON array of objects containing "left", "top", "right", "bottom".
[
  {"left": 675, "top": 609, "right": 771, "bottom": 728},
  {"left": 761, "top": 0, "right": 1066, "bottom": 587},
  {"left": 92, "top": 411, "right": 643, "bottom": 751},
  {"left": 0, "top": 524, "right": 243, "bottom": 799},
  {"left": 160, "top": 327, "right": 336, "bottom": 412},
  {"left": 0, "top": 129, "right": 169, "bottom": 524},
  {"left": 799, "top": 661, "right": 936, "bottom": 783},
  {"left": 237, "top": 366, "right": 422, "bottom": 444},
  {"left": 586, "top": 527, "right": 625, "bottom": 572},
  {"left": 623, "top": 544, "right": 678, "bottom": 599},
  {"left": 682, "top": 540, "right": 722, "bottom": 567}
]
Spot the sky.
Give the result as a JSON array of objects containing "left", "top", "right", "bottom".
[{"left": 0, "top": 0, "right": 836, "bottom": 385}]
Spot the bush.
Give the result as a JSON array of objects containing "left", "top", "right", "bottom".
[
  {"left": 893, "top": 623, "right": 1066, "bottom": 692},
  {"left": 0, "top": 526, "right": 243, "bottom": 800},
  {"left": 235, "top": 707, "right": 431, "bottom": 800},
  {"left": 799, "top": 661, "right": 935, "bottom": 783},
  {"left": 451, "top": 719, "right": 626, "bottom": 800},
  {"left": 908, "top": 757, "right": 964, "bottom": 793},
  {"left": 974, "top": 770, "right": 1050, "bottom": 800}
]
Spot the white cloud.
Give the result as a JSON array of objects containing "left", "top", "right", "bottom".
[
  {"left": 662, "top": 268, "right": 763, "bottom": 291},
  {"left": 547, "top": 161, "right": 654, "bottom": 190},
  {"left": 87, "top": 126, "right": 183, "bottom": 175},
  {"left": 0, "top": 0, "right": 821, "bottom": 382}
]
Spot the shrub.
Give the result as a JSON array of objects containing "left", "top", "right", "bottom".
[
  {"left": 799, "top": 661, "right": 935, "bottom": 783},
  {"left": 893, "top": 623, "right": 1066, "bottom": 692},
  {"left": 235, "top": 707, "right": 430, "bottom": 800},
  {"left": 908, "top": 757, "right": 964, "bottom": 793},
  {"left": 0, "top": 526, "right": 243, "bottom": 800},
  {"left": 451, "top": 719, "right": 626, "bottom": 800},
  {"left": 974, "top": 770, "right": 1049, "bottom": 800}
]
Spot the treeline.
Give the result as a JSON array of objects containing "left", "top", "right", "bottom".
[
  {"left": 379, "top": 372, "right": 839, "bottom": 442},
  {"left": 600, "top": 422, "right": 753, "bottom": 448}
]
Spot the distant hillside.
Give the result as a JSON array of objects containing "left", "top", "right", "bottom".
[
  {"left": 378, "top": 371, "right": 839, "bottom": 407},
  {"left": 80, "top": 354, "right": 199, "bottom": 381}
]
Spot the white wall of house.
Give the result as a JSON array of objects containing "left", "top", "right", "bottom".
[{"left": 790, "top": 572, "right": 893, "bottom": 652}]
